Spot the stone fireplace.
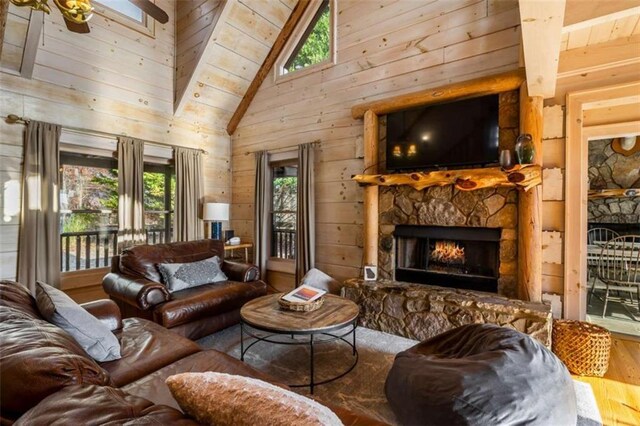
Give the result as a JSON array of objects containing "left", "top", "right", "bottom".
[{"left": 378, "top": 185, "right": 518, "bottom": 298}]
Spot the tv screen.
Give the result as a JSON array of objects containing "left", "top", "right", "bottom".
[{"left": 385, "top": 95, "right": 499, "bottom": 171}]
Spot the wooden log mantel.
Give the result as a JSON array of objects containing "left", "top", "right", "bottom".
[
  {"left": 588, "top": 188, "right": 639, "bottom": 199},
  {"left": 352, "top": 165, "right": 541, "bottom": 192}
]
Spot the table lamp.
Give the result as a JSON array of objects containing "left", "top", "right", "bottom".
[{"left": 204, "top": 203, "right": 229, "bottom": 240}]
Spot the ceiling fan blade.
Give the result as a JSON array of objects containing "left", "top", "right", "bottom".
[
  {"left": 64, "top": 18, "right": 90, "bottom": 33},
  {"left": 128, "top": 0, "right": 169, "bottom": 24}
]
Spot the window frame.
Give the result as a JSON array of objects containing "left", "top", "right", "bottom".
[
  {"left": 59, "top": 152, "right": 175, "bottom": 273},
  {"left": 274, "top": 0, "right": 337, "bottom": 83},
  {"left": 93, "top": 0, "right": 155, "bottom": 37}
]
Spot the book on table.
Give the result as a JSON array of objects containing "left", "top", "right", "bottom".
[{"left": 282, "top": 285, "right": 326, "bottom": 304}]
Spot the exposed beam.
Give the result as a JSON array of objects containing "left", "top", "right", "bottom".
[
  {"left": 174, "top": 0, "right": 232, "bottom": 117},
  {"left": 351, "top": 69, "right": 525, "bottom": 119},
  {"left": 563, "top": 0, "right": 640, "bottom": 32},
  {"left": 558, "top": 34, "right": 640, "bottom": 78},
  {"left": 519, "top": 0, "right": 565, "bottom": 98},
  {"left": 0, "top": 0, "right": 9, "bottom": 59},
  {"left": 21, "top": 8, "right": 43, "bottom": 79},
  {"left": 226, "top": 0, "right": 311, "bottom": 135}
]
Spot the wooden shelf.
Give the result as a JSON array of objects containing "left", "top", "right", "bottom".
[
  {"left": 588, "top": 188, "right": 639, "bottom": 199},
  {"left": 352, "top": 164, "right": 541, "bottom": 192}
]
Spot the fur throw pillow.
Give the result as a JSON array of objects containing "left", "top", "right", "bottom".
[{"left": 166, "top": 372, "right": 343, "bottom": 426}]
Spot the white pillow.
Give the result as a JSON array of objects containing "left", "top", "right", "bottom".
[
  {"left": 166, "top": 372, "right": 343, "bottom": 426},
  {"left": 301, "top": 268, "right": 341, "bottom": 295}
]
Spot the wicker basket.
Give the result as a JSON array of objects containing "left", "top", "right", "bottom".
[
  {"left": 278, "top": 296, "right": 325, "bottom": 312},
  {"left": 552, "top": 320, "right": 611, "bottom": 377}
]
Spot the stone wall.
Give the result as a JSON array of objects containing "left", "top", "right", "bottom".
[
  {"left": 342, "top": 278, "right": 552, "bottom": 347},
  {"left": 588, "top": 138, "right": 640, "bottom": 224},
  {"left": 378, "top": 185, "right": 519, "bottom": 297}
]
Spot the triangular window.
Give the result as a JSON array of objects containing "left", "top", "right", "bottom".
[{"left": 278, "top": 0, "right": 334, "bottom": 78}]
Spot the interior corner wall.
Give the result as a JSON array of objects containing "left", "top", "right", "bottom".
[{"left": 230, "top": 0, "right": 522, "bottom": 285}]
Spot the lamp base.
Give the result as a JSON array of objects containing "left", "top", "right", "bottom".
[{"left": 211, "top": 222, "right": 223, "bottom": 240}]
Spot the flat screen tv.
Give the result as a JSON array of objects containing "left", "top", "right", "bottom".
[{"left": 385, "top": 94, "right": 499, "bottom": 171}]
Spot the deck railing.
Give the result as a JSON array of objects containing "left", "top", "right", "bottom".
[
  {"left": 272, "top": 228, "right": 296, "bottom": 260},
  {"left": 60, "top": 228, "right": 169, "bottom": 272}
]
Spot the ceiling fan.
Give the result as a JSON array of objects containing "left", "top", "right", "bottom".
[{"left": 9, "top": 0, "right": 169, "bottom": 34}]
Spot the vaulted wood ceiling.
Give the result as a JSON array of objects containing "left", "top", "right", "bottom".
[{"left": 1, "top": 0, "right": 638, "bottom": 133}]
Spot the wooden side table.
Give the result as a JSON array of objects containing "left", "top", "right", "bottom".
[{"left": 224, "top": 243, "right": 252, "bottom": 262}]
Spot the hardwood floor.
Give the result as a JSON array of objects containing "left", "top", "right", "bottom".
[{"left": 573, "top": 335, "right": 640, "bottom": 425}]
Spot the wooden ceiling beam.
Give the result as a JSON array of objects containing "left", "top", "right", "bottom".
[
  {"left": 563, "top": 0, "right": 640, "bottom": 32},
  {"left": 21, "top": 9, "right": 43, "bottom": 79},
  {"left": 519, "top": 0, "right": 566, "bottom": 98},
  {"left": 226, "top": 0, "right": 311, "bottom": 135},
  {"left": 0, "top": 0, "right": 9, "bottom": 59}
]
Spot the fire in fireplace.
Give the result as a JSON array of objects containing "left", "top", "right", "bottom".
[{"left": 394, "top": 225, "right": 501, "bottom": 293}]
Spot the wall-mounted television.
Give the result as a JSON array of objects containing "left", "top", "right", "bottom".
[{"left": 385, "top": 94, "right": 500, "bottom": 171}]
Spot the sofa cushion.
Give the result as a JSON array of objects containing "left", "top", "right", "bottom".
[
  {"left": 158, "top": 256, "right": 228, "bottom": 293},
  {"left": 14, "top": 385, "right": 198, "bottom": 426},
  {"left": 100, "top": 318, "right": 201, "bottom": 387},
  {"left": 166, "top": 372, "right": 343, "bottom": 426},
  {"left": 120, "top": 239, "right": 225, "bottom": 282},
  {"left": 153, "top": 280, "right": 267, "bottom": 329},
  {"left": 0, "top": 280, "right": 43, "bottom": 320},
  {"left": 122, "top": 349, "right": 288, "bottom": 410},
  {"left": 0, "top": 306, "right": 111, "bottom": 421},
  {"left": 35, "top": 281, "right": 121, "bottom": 362}
]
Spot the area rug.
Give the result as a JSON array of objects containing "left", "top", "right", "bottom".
[{"left": 199, "top": 325, "right": 602, "bottom": 425}]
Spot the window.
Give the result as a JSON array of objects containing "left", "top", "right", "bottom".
[
  {"left": 271, "top": 163, "right": 298, "bottom": 260},
  {"left": 93, "top": 1, "right": 154, "bottom": 36},
  {"left": 276, "top": 0, "right": 335, "bottom": 80},
  {"left": 60, "top": 153, "right": 174, "bottom": 272}
]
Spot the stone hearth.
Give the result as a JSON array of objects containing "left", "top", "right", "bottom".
[
  {"left": 342, "top": 278, "right": 551, "bottom": 347},
  {"left": 378, "top": 185, "right": 519, "bottom": 297}
]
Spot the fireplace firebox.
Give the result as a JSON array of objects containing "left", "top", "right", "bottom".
[{"left": 394, "top": 225, "right": 501, "bottom": 292}]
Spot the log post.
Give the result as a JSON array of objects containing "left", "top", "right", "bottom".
[
  {"left": 518, "top": 82, "right": 543, "bottom": 302},
  {"left": 363, "top": 110, "right": 379, "bottom": 267}
]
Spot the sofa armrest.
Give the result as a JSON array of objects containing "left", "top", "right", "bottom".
[
  {"left": 102, "top": 272, "right": 170, "bottom": 311},
  {"left": 221, "top": 261, "right": 260, "bottom": 282},
  {"left": 81, "top": 299, "right": 122, "bottom": 332}
]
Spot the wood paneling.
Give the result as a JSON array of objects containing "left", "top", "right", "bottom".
[{"left": 231, "top": 0, "right": 521, "bottom": 284}]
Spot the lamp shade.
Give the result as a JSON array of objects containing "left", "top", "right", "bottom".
[{"left": 204, "top": 203, "right": 229, "bottom": 221}]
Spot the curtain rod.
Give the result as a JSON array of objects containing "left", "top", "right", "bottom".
[
  {"left": 243, "top": 140, "right": 321, "bottom": 156},
  {"left": 5, "top": 114, "right": 208, "bottom": 155}
]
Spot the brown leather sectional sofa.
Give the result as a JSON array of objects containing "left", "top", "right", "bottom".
[
  {"left": 103, "top": 239, "right": 267, "bottom": 340},
  {"left": 0, "top": 280, "right": 380, "bottom": 425}
]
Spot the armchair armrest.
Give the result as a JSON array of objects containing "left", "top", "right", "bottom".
[
  {"left": 81, "top": 299, "right": 122, "bottom": 332},
  {"left": 222, "top": 261, "right": 260, "bottom": 282},
  {"left": 102, "top": 272, "right": 170, "bottom": 311}
]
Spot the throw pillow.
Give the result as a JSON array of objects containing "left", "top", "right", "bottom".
[
  {"left": 35, "top": 281, "right": 121, "bottom": 362},
  {"left": 166, "top": 372, "right": 343, "bottom": 426},
  {"left": 158, "top": 256, "right": 228, "bottom": 293},
  {"left": 300, "top": 268, "right": 341, "bottom": 294}
]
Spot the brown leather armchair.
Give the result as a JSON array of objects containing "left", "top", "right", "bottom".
[{"left": 103, "top": 239, "right": 267, "bottom": 340}]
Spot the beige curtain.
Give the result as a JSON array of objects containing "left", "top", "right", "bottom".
[
  {"left": 174, "top": 147, "right": 203, "bottom": 241},
  {"left": 295, "top": 143, "right": 315, "bottom": 283},
  {"left": 17, "top": 121, "right": 61, "bottom": 291},
  {"left": 254, "top": 151, "right": 269, "bottom": 278},
  {"left": 117, "top": 137, "right": 145, "bottom": 250}
]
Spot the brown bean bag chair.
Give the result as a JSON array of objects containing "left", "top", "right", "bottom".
[{"left": 385, "top": 324, "right": 577, "bottom": 426}]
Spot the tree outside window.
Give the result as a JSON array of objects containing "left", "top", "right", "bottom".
[{"left": 271, "top": 164, "right": 298, "bottom": 259}]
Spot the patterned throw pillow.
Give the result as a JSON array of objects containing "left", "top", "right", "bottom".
[
  {"left": 166, "top": 372, "right": 343, "bottom": 426},
  {"left": 158, "top": 256, "right": 228, "bottom": 293}
]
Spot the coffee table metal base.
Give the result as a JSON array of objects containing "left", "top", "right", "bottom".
[{"left": 239, "top": 321, "right": 358, "bottom": 394}]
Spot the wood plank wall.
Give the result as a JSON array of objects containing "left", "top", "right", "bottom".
[
  {"left": 0, "top": 5, "right": 29, "bottom": 74},
  {"left": 231, "top": 0, "right": 522, "bottom": 287},
  {"left": 0, "top": 1, "right": 231, "bottom": 281}
]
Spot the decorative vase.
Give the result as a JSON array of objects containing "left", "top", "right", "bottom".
[
  {"left": 499, "top": 149, "right": 514, "bottom": 170},
  {"left": 515, "top": 133, "right": 535, "bottom": 164}
]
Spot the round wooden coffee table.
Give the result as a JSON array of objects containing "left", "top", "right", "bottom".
[{"left": 240, "top": 293, "right": 359, "bottom": 394}]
